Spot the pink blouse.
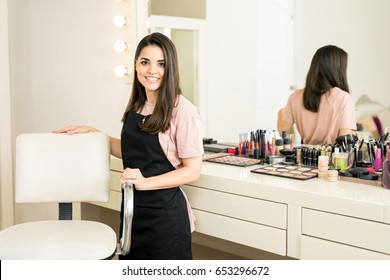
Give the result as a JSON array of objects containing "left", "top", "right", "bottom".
[
  {"left": 139, "top": 95, "right": 204, "bottom": 168},
  {"left": 283, "top": 87, "right": 356, "bottom": 145}
]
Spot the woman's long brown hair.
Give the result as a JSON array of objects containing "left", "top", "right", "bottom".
[
  {"left": 303, "top": 45, "right": 350, "bottom": 112},
  {"left": 121, "top": 32, "right": 182, "bottom": 133}
]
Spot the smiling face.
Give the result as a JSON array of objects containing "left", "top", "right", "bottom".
[{"left": 135, "top": 45, "right": 165, "bottom": 97}]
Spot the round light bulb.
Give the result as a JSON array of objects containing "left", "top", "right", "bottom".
[
  {"left": 113, "top": 15, "right": 127, "bottom": 27},
  {"left": 114, "top": 41, "right": 127, "bottom": 52},
  {"left": 114, "top": 65, "right": 128, "bottom": 77}
]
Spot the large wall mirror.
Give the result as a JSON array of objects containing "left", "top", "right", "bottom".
[{"left": 149, "top": 0, "right": 390, "bottom": 143}]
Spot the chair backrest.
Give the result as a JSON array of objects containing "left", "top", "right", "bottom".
[{"left": 15, "top": 132, "right": 111, "bottom": 203}]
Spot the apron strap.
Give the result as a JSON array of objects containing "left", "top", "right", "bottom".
[{"left": 180, "top": 187, "right": 196, "bottom": 232}]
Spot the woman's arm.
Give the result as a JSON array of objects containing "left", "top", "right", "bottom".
[
  {"left": 277, "top": 108, "right": 293, "bottom": 133},
  {"left": 110, "top": 137, "right": 122, "bottom": 159},
  {"left": 53, "top": 125, "right": 122, "bottom": 158},
  {"left": 120, "top": 156, "right": 202, "bottom": 190}
]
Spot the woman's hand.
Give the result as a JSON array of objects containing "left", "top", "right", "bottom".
[
  {"left": 120, "top": 168, "right": 149, "bottom": 191},
  {"left": 52, "top": 125, "right": 100, "bottom": 135}
]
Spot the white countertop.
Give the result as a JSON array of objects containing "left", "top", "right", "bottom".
[
  {"left": 192, "top": 162, "right": 390, "bottom": 223},
  {"left": 111, "top": 156, "right": 390, "bottom": 223}
]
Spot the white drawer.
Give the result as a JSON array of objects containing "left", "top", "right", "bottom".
[
  {"left": 301, "top": 235, "right": 390, "bottom": 259},
  {"left": 193, "top": 209, "right": 286, "bottom": 256},
  {"left": 110, "top": 171, "right": 121, "bottom": 192},
  {"left": 110, "top": 156, "right": 123, "bottom": 172},
  {"left": 182, "top": 185, "right": 287, "bottom": 229},
  {"left": 90, "top": 190, "right": 121, "bottom": 212},
  {"left": 385, "top": 205, "right": 390, "bottom": 225},
  {"left": 302, "top": 208, "right": 390, "bottom": 254}
]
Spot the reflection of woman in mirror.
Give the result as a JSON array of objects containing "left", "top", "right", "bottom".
[
  {"left": 277, "top": 45, "right": 356, "bottom": 145},
  {"left": 54, "top": 33, "right": 203, "bottom": 259}
]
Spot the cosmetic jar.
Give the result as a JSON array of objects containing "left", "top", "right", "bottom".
[
  {"left": 334, "top": 152, "right": 348, "bottom": 171},
  {"left": 317, "top": 155, "right": 329, "bottom": 179},
  {"left": 268, "top": 155, "right": 286, "bottom": 164},
  {"left": 327, "top": 169, "right": 339, "bottom": 182}
]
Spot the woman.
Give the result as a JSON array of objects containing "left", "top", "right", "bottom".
[
  {"left": 277, "top": 45, "right": 356, "bottom": 145},
  {"left": 54, "top": 32, "right": 203, "bottom": 259}
]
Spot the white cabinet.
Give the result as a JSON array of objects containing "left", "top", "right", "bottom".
[
  {"left": 301, "top": 235, "right": 390, "bottom": 260},
  {"left": 182, "top": 185, "right": 287, "bottom": 255},
  {"left": 90, "top": 157, "right": 122, "bottom": 212},
  {"left": 301, "top": 208, "right": 390, "bottom": 259},
  {"left": 87, "top": 158, "right": 390, "bottom": 259}
]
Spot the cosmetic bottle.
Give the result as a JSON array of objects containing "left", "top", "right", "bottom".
[
  {"left": 249, "top": 131, "right": 255, "bottom": 158},
  {"left": 382, "top": 151, "right": 390, "bottom": 189},
  {"left": 375, "top": 148, "right": 382, "bottom": 171},
  {"left": 242, "top": 133, "right": 247, "bottom": 155},
  {"left": 312, "top": 148, "right": 318, "bottom": 167},
  {"left": 270, "top": 137, "right": 276, "bottom": 156},
  {"left": 307, "top": 148, "right": 313, "bottom": 166},
  {"left": 301, "top": 147, "right": 307, "bottom": 165},
  {"left": 325, "top": 145, "right": 333, "bottom": 167},
  {"left": 260, "top": 133, "right": 266, "bottom": 159},
  {"left": 334, "top": 151, "right": 349, "bottom": 171},
  {"left": 238, "top": 133, "right": 243, "bottom": 156},
  {"left": 275, "top": 139, "right": 283, "bottom": 156},
  {"left": 295, "top": 148, "right": 302, "bottom": 165},
  {"left": 283, "top": 138, "right": 291, "bottom": 150},
  {"left": 332, "top": 147, "right": 340, "bottom": 167}
]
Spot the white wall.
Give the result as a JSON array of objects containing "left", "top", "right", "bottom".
[
  {"left": 206, "top": 0, "right": 258, "bottom": 142},
  {"left": 9, "top": 0, "right": 135, "bottom": 139},
  {"left": 0, "top": 0, "right": 14, "bottom": 229}
]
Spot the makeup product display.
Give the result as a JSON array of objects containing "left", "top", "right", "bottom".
[
  {"left": 251, "top": 164, "right": 318, "bottom": 180},
  {"left": 229, "top": 129, "right": 390, "bottom": 185},
  {"left": 206, "top": 155, "right": 261, "bottom": 167},
  {"left": 237, "top": 129, "right": 295, "bottom": 160}
]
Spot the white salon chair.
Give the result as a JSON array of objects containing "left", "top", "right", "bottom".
[{"left": 0, "top": 132, "right": 117, "bottom": 260}]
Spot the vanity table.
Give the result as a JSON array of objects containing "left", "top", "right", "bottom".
[{"left": 89, "top": 157, "right": 390, "bottom": 259}]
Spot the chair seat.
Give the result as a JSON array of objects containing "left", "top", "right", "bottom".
[{"left": 0, "top": 220, "right": 117, "bottom": 260}]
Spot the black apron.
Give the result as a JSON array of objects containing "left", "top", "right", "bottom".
[{"left": 119, "top": 111, "right": 192, "bottom": 260}]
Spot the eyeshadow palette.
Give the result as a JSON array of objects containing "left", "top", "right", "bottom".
[
  {"left": 251, "top": 164, "right": 318, "bottom": 180},
  {"left": 206, "top": 155, "right": 261, "bottom": 167}
]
